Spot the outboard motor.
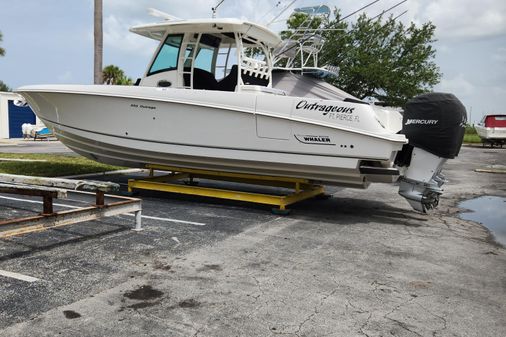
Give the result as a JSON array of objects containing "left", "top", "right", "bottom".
[{"left": 396, "top": 93, "right": 466, "bottom": 212}]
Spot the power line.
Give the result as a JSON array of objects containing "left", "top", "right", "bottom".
[
  {"left": 260, "top": 1, "right": 282, "bottom": 22},
  {"left": 371, "top": 0, "right": 408, "bottom": 20},
  {"left": 392, "top": 10, "right": 408, "bottom": 21},
  {"left": 273, "top": 0, "right": 382, "bottom": 58},
  {"left": 340, "top": 0, "right": 381, "bottom": 21},
  {"left": 267, "top": 0, "right": 298, "bottom": 26}
]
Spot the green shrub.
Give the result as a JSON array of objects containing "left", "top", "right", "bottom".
[{"left": 465, "top": 124, "right": 477, "bottom": 135}]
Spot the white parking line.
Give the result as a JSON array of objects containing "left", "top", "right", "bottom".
[
  {"left": 0, "top": 195, "right": 80, "bottom": 209},
  {"left": 0, "top": 195, "right": 206, "bottom": 226},
  {"left": 0, "top": 269, "right": 40, "bottom": 283},
  {"left": 125, "top": 214, "right": 206, "bottom": 226}
]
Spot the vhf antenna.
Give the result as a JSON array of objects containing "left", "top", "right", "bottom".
[{"left": 212, "top": 0, "right": 225, "bottom": 18}]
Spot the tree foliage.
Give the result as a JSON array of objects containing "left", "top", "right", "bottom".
[
  {"left": 0, "top": 30, "right": 5, "bottom": 57},
  {"left": 278, "top": 12, "right": 328, "bottom": 68},
  {"left": 287, "top": 12, "right": 441, "bottom": 106},
  {"left": 0, "top": 80, "right": 10, "bottom": 92},
  {"left": 0, "top": 31, "right": 8, "bottom": 92},
  {"left": 280, "top": 12, "right": 323, "bottom": 40},
  {"left": 102, "top": 65, "right": 133, "bottom": 85}
]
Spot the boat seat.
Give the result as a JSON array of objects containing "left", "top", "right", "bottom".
[
  {"left": 241, "top": 70, "right": 269, "bottom": 87},
  {"left": 183, "top": 65, "right": 269, "bottom": 92},
  {"left": 183, "top": 68, "right": 218, "bottom": 90},
  {"left": 216, "top": 65, "right": 239, "bottom": 92},
  {"left": 217, "top": 65, "right": 269, "bottom": 91}
]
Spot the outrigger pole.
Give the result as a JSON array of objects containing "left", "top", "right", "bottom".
[
  {"left": 267, "top": 0, "right": 298, "bottom": 26},
  {"left": 212, "top": 0, "right": 225, "bottom": 18}
]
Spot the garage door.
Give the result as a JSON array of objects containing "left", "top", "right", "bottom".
[{"left": 8, "top": 100, "right": 36, "bottom": 138}]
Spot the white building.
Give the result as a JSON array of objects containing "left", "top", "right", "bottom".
[{"left": 0, "top": 91, "right": 42, "bottom": 139}]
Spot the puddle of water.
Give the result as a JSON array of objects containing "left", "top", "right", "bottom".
[{"left": 459, "top": 196, "right": 506, "bottom": 246}]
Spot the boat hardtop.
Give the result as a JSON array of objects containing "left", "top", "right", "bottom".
[
  {"left": 129, "top": 17, "right": 288, "bottom": 92},
  {"left": 130, "top": 18, "right": 282, "bottom": 47}
]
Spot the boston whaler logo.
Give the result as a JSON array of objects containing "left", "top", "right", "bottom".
[
  {"left": 405, "top": 119, "right": 438, "bottom": 126},
  {"left": 295, "top": 134, "right": 335, "bottom": 145}
]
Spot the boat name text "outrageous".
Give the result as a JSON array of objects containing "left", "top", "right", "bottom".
[{"left": 296, "top": 100, "right": 355, "bottom": 114}]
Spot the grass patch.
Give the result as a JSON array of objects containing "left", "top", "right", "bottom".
[
  {"left": 463, "top": 133, "right": 482, "bottom": 143},
  {"left": 463, "top": 125, "right": 482, "bottom": 143},
  {"left": 465, "top": 125, "right": 478, "bottom": 135},
  {"left": 0, "top": 153, "right": 124, "bottom": 177}
]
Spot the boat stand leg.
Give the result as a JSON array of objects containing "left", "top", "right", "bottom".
[
  {"left": 132, "top": 210, "right": 143, "bottom": 231},
  {"left": 42, "top": 194, "right": 54, "bottom": 215},
  {"left": 271, "top": 208, "right": 291, "bottom": 215},
  {"left": 271, "top": 204, "right": 291, "bottom": 215}
]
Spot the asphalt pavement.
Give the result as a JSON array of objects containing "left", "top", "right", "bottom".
[
  {"left": 0, "top": 139, "right": 73, "bottom": 154},
  {"left": 0, "top": 145, "right": 505, "bottom": 337}
]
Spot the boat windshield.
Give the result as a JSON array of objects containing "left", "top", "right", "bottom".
[
  {"left": 145, "top": 31, "right": 272, "bottom": 91},
  {"left": 149, "top": 34, "right": 183, "bottom": 76}
]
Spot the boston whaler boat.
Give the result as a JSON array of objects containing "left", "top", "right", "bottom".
[{"left": 17, "top": 12, "right": 466, "bottom": 212}]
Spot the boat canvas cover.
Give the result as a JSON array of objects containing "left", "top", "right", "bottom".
[
  {"left": 271, "top": 71, "right": 358, "bottom": 101},
  {"left": 402, "top": 93, "right": 467, "bottom": 159}
]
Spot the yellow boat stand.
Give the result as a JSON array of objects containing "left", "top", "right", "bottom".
[{"left": 128, "top": 164, "right": 326, "bottom": 214}]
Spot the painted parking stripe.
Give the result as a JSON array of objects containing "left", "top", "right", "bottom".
[
  {"left": 0, "top": 195, "right": 80, "bottom": 209},
  {"left": 0, "top": 195, "right": 206, "bottom": 226},
  {"left": 125, "top": 214, "right": 206, "bottom": 226},
  {"left": 0, "top": 269, "right": 40, "bottom": 282}
]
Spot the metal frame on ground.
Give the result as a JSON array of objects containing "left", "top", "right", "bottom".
[{"left": 128, "top": 164, "right": 325, "bottom": 213}]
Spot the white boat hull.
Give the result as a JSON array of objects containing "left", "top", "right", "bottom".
[
  {"left": 19, "top": 85, "right": 407, "bottom": 187},
  {"left": 475, "top": 125, "right": 506, "bottom": 140}
]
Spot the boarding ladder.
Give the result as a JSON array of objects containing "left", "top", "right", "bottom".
[
  {"left": 215, "top": 43, "right": 234, "bottom": 79},
  {"left": 180, "top": 33, "right": 202, "bottom": 89}
]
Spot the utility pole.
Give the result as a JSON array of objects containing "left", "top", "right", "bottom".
[{"left": 94, "top": 0, "right": 103, "bottom": 84}]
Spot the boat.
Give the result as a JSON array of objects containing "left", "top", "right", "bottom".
[
  {"left": 16, "top": 14, "right": 467, "bottom": 212},
  {"left": 475, "top": 114, "right": 506, "bottom": 147}
]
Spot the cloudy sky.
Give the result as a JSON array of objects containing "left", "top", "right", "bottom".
[{"left": 0, "top": 0, "right": 504, "bottom": 123}]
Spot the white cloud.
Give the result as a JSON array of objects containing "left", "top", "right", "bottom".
[
  {"left": 492, "top": 47, "right": 506, "bottom": 62},
  {"left": 57, "top": 70, "right": 73, "bottom": 83},
  {"left": 437, "top": 74, "right": 475, "bottom": 97},
  {"left": 103, "top": 14, "right": 157, "bottom": 56},
  {"left": 317, "top": 0, "right": 506, "bottom": 42},
  {"left": 491, "top": 86, "right": 506, "bottom": 97},
  {"left": 420, "top": 0, "right": 506, "bottom": 40},
  {"left": 101, "top": 0, "right": 290, "bottom": 57}
]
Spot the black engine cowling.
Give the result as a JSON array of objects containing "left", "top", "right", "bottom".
[
  {"left": 401, "top": 92, "right": 467, "bottom": 159},
  {"left": 395, "top": 93, "right": 467, "bottom": 213}
]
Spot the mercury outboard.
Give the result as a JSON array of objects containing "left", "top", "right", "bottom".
[{"left": 396, "top": 93, "right": 467, "bottom": 212}]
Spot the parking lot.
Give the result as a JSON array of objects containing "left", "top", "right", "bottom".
[{"left": 0, "top": 145, "right": 505, "bottom": 337}]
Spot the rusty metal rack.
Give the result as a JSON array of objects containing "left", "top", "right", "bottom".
[{"left": 0, "top": 174, "right": 142, "bottom": 238}]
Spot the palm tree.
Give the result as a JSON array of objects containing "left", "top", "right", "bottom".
[
  {"left": 103, "top": 65, "right": 132, "bottom": 85},
  {"left": 0, "top": 31, "right": 5, "bottom": 56},
  {"left": 94, "top": 0, "right": 103, "bottom": 84},
  {"left": 1, "top": 31, "right": 8, "bottom": 91}
]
